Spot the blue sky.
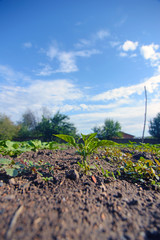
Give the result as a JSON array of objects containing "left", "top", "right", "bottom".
[{"left": 0, "top": 0, "right": 160, "bottom": 137}]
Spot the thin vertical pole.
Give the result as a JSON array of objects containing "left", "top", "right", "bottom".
[{"left": 142, "top": 86, "right": 147, "bottom": 143}]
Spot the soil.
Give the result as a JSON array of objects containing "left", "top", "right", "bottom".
[{"left": 0, "top": 148, "right": 160, "bottom": 240}]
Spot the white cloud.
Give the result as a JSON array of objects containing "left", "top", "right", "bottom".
[
  {"left": 75, "top": 49, "right": 101, "bottom": 57},
  {"left": 74, "top": 39, "right": 91, "bottom": 48},
  {"left": 140, "top": 43, "right": 160, "bottom": 74},
  {"left": 96, "top": 30, "right": 110, "bottom": 40},
  {"left": 0, "top": 65, "right": 31, "bottom": 83},
  {"left": 37, "top": 45, "right": 101, "bottom": 75},
  {"left": 29, "top": 79, "right": 82, "bottom": 102},
  {"left": 140, "top": 43, "right": 160, "bottom": 69},
  {"left": 91, "top": 75, "right": 160, "bottom": 101},
  {"left": 119, "top": 52, "right": 128, "bottom": 57},
  {"left": 140, "top": 44, "right": 159, "bottom": 60},
  {"left": 46, "top": 46, "right": 58, "bottom": 59},
  {"left": 75, "top": 29, "right": 110, "bottom": 48},
  {"left": 59, "top": 104, "right": 81, "bottom": 112},
  {"left": 122, "top": 40, "right": 138, "bottom": 51},
  {"left": 79, "top": 99, "right": 132, "bottom": 112},
  {"left": 0, "top": 65, "right": 17, "bottom": 82},
  {"left": 36, "top": 64, "right": 54, "bottom": 76},
  {"left": 23, "top": 42, "right": 32, "bottom": 48},
  {"left": 55, "top": 49, "right": 100, "bottom": 73},
  {"left": 0, "top": 78, "right": 83, "bottom": 121},
  {"left": 130, "top": 53, "right": 137, "bottom": 58},
  {"left": 57, "top": 52, "right": 78, "bottom": 73}
]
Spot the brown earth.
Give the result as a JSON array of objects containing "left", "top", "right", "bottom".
[{"left": 0, "top": 148, "right": 160, "bottom": 240}]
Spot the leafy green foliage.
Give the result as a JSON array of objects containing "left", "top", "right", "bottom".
[
  {"left": 0, "top": 139, "right": 67, "bottom": 156},
  {"left": 120, "top": 157, "right": 160, "bottom": 186},
  {"left": 0, "top": 157, "right": 54, "bottom": 180},
  {"left": 102, "top": 142, "right": 160, "bottom": 187},
  {"left": 93, "top": 118, "right": 122, "bottom": 140},
  {"left": 54, "top": 133, "right": 116, "bottom": 170},
  {"left": 17, "top": 109, "right": 38, "bottom": 140},
  {"left": 35, "top": 111, "right": 77, "bottom": 142},
  {"left": 149, "top": 112, "right": 160, "bottom": 139},
  {"left": 0, "top": 114, "right": 19, "bottom": 140}
]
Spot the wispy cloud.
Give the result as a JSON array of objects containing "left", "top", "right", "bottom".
[
  {"left": 91, "top": 75, "right": 160, "bottom": 101},
  {"left": 75, "top": 39, "right": 92, "bottom": 48},
  {"left": 37, "top": 45, "right": 101, "bottom": 75},
  {"left": 75, "top": 29, "right": 110, "bottom": 48},
  {"left": 95, "top": 30, "right": 110, "bottom": 40},
  {"left": 0, "top": 65, "right": 31, "bottom": 83},
  {"left": 46, "top": 45, "right": 58, "bottom": 60},
  {"left": 23, "top": 42, "right": 32, "bottom": 48},
  {"left": 36, "top": 64, "right": 54, "bottom": 76},
  {"left": 119, "top": 52, "right": 128, "bottom": 57},
  {"left": 110, "top": 41, "right": 120, "bottom": 47},
  {"left": 114, "top": 16, "right": 128, "bottom": 27}
]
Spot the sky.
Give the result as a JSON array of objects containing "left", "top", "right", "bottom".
[{"left": 0, "top": 0, "right": 160, "bottom": 137}]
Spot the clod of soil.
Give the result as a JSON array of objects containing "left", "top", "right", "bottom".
[{"left": 0, "top": 149, "right": 160, "bottom": 240}]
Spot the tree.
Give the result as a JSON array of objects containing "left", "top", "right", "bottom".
[
  {"left": 35, "top": 117, "right": 52, "bottom": 141},
  {"left": 0, "top": 114, "right": 19, "bottom": 140},
  {"left": 93, "top": 118, "right": 121, "bottom": 140},
  {"left": 20, "top": 109, "right": 37, "bottom": 130},
  {"left": 17, "top": 109, "right": 38, "bottom": 139},
  {"left": 36, "top": 111, "right": 77, "bottom": 142},
  {"left": 149, "top": 113, "right": 160, "bottom": 139}
]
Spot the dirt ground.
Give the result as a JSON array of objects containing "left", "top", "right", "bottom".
[{"left": 0, "top": 148, "right": 160, "bottom": 240}]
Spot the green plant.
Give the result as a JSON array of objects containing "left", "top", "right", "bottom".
[
  {"left": 0, "top": 113, "right": 19, "bottom": 140},
  {"left": 95, "top": 163, "right": 118, "bottom": 180},
  {"left": 0, "top": 158, "right": 21, "bottom": 177},
  {"left": 0, "top": 157, "right": 54, "bottom": 181},
  {"left": 149, "top": 112, "right": 160, "bottom": 139},
  {"left": 54, "top": 133, "right": 116, "bottom": 173},
  {"left": 119, "top": 156, "right": 160, "bottom": 186},
  {"left": 35, "top": 111, "right": 77, "bottom": 142},
  {"left": 42, "top": 176, "right": 53, "bottom": 182},
  {"left": 77, "top": 161, "right": 96, "bottom": 175}
]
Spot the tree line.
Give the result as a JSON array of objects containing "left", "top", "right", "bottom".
[{"left": 0, "top": 109, "right": 160, "bottom": 141}]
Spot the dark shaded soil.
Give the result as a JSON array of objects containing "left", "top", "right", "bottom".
[{"left": 0, "top": 148, "right": 160, "bottom": 240}]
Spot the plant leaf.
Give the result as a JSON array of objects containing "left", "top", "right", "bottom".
[
  {"left": 81, "top": 133, "right": 97, "bottom": 146},
  {"left": 5, "top": 168, "right": 19, "bottom": 177},
  {"left": 0, "top": 158, "right": 12, "bottom": 165},
  {"left": 53, "top": 134, "right": 77, "bottom": 148}
]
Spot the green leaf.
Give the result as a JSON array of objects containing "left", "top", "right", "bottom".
[
  {"left": 89, "top": 165, "right": 96, "bottom": 170},
  {"left": 81, "top": 133, "right": 97, "bottom": 146},
  {"left": 53, "top": 134, "right": 77, "bottom": 148},
  {"left": 0, "top": 158, "right": 12, "bottom": 165},
  {"left": 5, "top": 168, "right": 19, "bottom": 177}
]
